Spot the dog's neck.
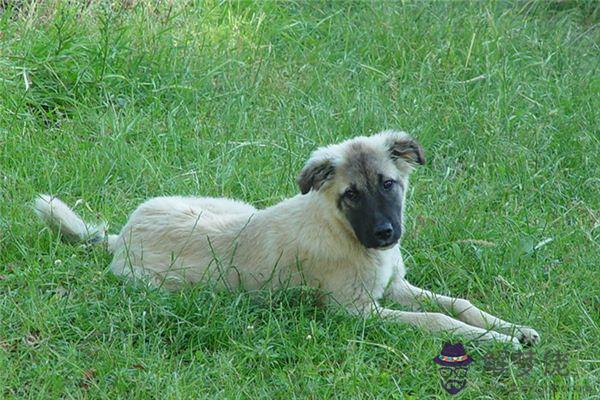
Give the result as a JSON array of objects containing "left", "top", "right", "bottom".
[{"left": 254, "top": 191, "right": 370, "bottom": 261}]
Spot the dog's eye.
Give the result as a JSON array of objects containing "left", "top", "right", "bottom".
[
  {"left": 344, "top": 189, "right": 359, "bottom": 200},
  {"left": 383, "top": 179, "right": 395, "bottom": 190}
]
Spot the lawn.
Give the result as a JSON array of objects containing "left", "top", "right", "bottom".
[{"left": 0, "top": 1, "right": 599, "bottom": 398}]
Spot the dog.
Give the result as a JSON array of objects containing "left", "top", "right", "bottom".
[{"left": 35, "top": 130, "right": 539, "bottom": 347}]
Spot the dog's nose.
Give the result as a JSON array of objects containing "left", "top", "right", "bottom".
[{"left": 374, "top": 222, "right": 394, "bottom": 242}]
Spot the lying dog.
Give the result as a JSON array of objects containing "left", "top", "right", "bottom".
[{"left": 35, "top": 130, "right": 539, "bottom": 347}]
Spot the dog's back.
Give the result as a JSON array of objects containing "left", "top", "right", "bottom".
[{"left": 35, "top": 131, "right": 419, "bottom": 307}]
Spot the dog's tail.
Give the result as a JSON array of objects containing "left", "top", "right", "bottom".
[{"left": 34, "top": 194, "right": 118, "bottom": 251}]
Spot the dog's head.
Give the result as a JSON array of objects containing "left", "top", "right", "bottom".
[{"left": 297, "top": 130, "right": 425, "bottom": 250}]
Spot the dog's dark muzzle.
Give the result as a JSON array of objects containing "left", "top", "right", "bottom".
[{"left": 368, "top": 222, "right": 401, "bottom": 249}]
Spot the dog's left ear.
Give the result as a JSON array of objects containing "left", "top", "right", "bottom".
[
  {"left": 297, "top": 154, "right": 336, "bottom": 195},
  {"left": 381, "top": 131, "right": 425, "bottom": 170}
]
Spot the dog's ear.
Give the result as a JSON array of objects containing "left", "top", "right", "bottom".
[
  {"left": 297, "top": 155, "right": 335, "bottom": 195},
  {"left": 381, "top": 130, "right": 425, "bottom": 170}
]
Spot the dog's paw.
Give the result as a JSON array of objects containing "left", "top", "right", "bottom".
[
  {"left": 517, "top": 326, "right": 540, "bottom": 347},
  {"left": 506, "top": 335, "right": 523, "bottom": 349},
  {"left": 489, "top": 332, "right": 522, "bottom": 349}
]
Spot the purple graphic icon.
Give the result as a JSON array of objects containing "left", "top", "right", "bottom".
[{"left": 433, "top": 343, "right": 473, "bottom": 395}]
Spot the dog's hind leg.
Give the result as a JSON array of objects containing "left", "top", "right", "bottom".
[{"left": 387, "top": 278, "right": 540, "bottom": 346}]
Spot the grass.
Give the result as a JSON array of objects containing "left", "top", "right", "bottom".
[{"left": 0, "top": 1, "right": 599, "bottom": 398}]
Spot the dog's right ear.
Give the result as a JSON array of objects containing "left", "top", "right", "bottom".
[{"left": 297, "top": 155, "right": 336, "bottom": 195}]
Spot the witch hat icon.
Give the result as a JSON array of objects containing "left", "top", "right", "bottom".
[{"left": 433, "top": 343, "right": 473, "bottom": 395}]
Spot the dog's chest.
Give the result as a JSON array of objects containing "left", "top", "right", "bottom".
[
  {"left": 372, "top": 248, "right": 405, "bottom": 292},
  {"left": 317, "top": 247, "right": 404, "bottom": 307}
]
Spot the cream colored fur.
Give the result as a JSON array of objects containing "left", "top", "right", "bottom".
[
  {"left": 35, "top": 194, "right": 106, "bottom": 243},
  {"left": 34, "top": 130, "right": 540, "bottom": 347}
]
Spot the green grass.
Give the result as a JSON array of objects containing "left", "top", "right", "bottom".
[{"left": 1, "top": 1, "right": 599, "bottom": 398}]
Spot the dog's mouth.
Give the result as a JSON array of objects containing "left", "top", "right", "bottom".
[
  {"left": 361, "top": 235, "right": 400, "bottom": 250},
  {"left": 374, "top": 240, "right": 399, "bottom": 250}
]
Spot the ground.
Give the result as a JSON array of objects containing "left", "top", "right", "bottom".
[{"left": 0, "top": 1, "right": 599, "bottom": 398}]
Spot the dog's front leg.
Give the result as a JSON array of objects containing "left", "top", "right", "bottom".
[
  {"left": 387, "top": 278, "right": 540, "bottom": 346},
  {"left": 365, "top": 306, "right": 521, "bottom": 346}
]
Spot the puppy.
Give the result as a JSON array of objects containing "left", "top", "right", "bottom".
[{"left": 35, "top": 130, "right": 539, "bottom": 347}]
